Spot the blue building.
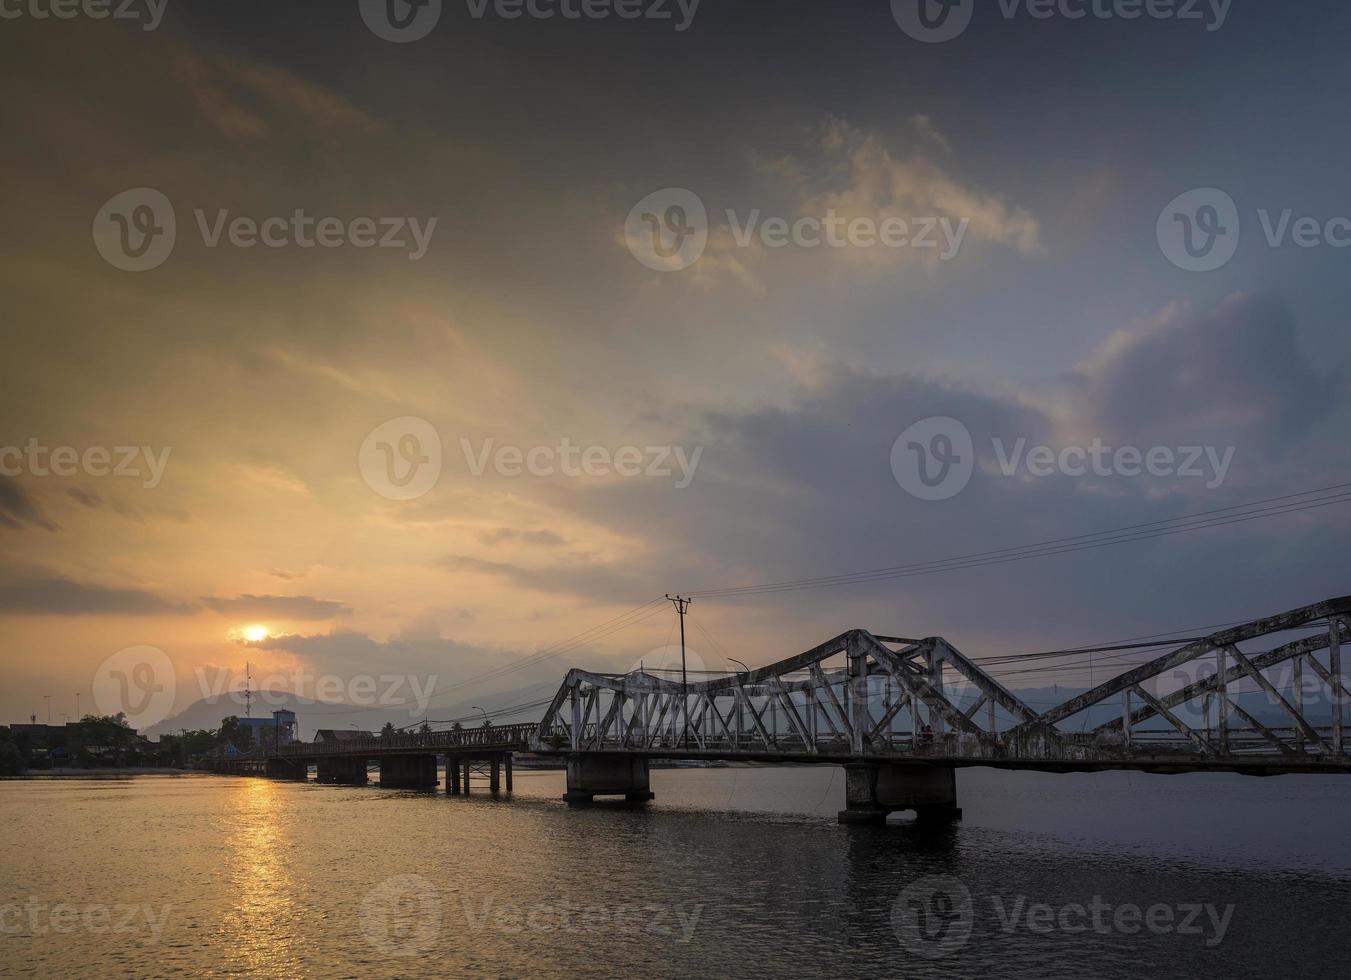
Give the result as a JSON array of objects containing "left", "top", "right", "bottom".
[{"left": 237, "top": 709, "right": 297, "bottom": 747}]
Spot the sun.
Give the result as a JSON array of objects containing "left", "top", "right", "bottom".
[{"left": 241, "top": 624, "right": 270, "bottom": 643}]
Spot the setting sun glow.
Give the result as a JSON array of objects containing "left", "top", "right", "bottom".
[{"left": 241, "top": 625, "right": 270, "bottom": 643}]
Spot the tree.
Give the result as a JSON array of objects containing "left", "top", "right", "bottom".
[
  {"left": 219, "top": 716, "right": 245, "bottom": 751},
  {"left": 417, "top": 721, "right": 432, "bottom": 735},
  {"left": 380, "top": 721, "right": 396, "bottom": 738},
  {"left": 0, "top": 727, "right": 21, "bottom": 776}
]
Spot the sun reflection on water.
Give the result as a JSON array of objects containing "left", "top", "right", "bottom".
[{"left": 213, "top": 779, "right": 305, "bottom": 977}]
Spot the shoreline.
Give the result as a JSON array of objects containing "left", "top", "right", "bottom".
[{"left": 5, "top": 768, "right": 193, "bottom": 779}]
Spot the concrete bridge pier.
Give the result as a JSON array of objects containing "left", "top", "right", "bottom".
[
  {"left": 563, "top": 754, "right": 653, "bottom": 805},
  {"left": 379, "top": 754, "right": 438, "bottom": 790},
  {"left": 838, "top": 763, "right": 961, "bottom": 825},
  {"left": 316, "top": 757, "right": 369, "bottom": 785},
  {"left": 447, "top": 756, "right": 462, "bottom": 794}
]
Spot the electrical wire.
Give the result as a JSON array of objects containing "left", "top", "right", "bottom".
[{"left": 681, "top": 483, "right": 1351, "bottom": 599}]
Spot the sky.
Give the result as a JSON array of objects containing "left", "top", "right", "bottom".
[{"left": 1, "top": 0, "right": 1348, "bottom": 732}]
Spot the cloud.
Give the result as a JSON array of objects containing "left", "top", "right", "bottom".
[
  {"left": 789, "top": 119, "right": 1041, "bottom": 256},
  {"left": 520, "top": 294, "right": 1347, "bottom": 645},
  {"left": 0, "top": 577, "right": 192, "bottom": 616},
  {"left": 477, "top": 527, "right": 566, "bottom": 547},
  {"left": 250, "top": 627, "right": 548, "bottom": 695},
  {"left": 1054, "top": 293, "right": 1338, "bottom": 453},
  {"left": 0, "top": 477, "right": 57, "bottom": 532},
  {"left": 174, "top": 50, "right": 380, "bottom": 140},
  {"left": 200, "top": 594, "right": 353, "bottom": 620},
  {"left": 443, "top": 555, "right": 656, "bottom": 604}
]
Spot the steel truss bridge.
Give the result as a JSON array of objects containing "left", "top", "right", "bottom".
[
  {"left": 536, "top": 596, "right": 1351, "bottom": 773},
  {"left": 217, "top": 596, "right": 1351, "bottom": 820}
]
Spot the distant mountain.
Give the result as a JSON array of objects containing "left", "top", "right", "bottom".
[{"left": 144, "top": 679, "right": 558, "bottom": 740}]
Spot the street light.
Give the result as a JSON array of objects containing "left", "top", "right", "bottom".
[
  {"left": 727, "top": 658, "right": 750, "bottom": 678},
  {"left": 472, "top": 706, "right": 489, "bottom": 727}
]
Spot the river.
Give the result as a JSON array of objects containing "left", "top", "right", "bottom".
[{"left": 2, "top": 767, "right": 1348, "bottom": 977}]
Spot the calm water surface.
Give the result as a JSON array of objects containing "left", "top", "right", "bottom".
[{"left": 2, "top": 767, "right": 1349, "bottom": 977}]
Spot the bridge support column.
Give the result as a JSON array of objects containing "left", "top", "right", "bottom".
[
  {"left": 316, "top": 757, "right": 368, "bottom": 785},
  {"left": 490, "top": 756, "right": 501, "bottom": 794},
  {"left": 838, "top": 763, "right": 960, "bottom": 825},
  {"left": 505, "top": 754, "right": 513, "bottom": 792},
  {"left": 563, "top": 754, "right": 653, "bottom": 805},
  {"left": 379, "top": 754, "right": 438, "bottom": 791},
  {"left": 447, "top": 756, "right": 462, "bottom": 794}
]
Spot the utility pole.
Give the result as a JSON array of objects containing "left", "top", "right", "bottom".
[
  {"left": 44, "top": 695, "right": 51, "bottom": 725},
  {"left": 666, "top": 594, "right": 692, "bottom": 749}
]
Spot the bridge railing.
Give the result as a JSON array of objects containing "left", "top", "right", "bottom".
[{"left": 256, "top": 723, "right": 538, "bottom": 758}]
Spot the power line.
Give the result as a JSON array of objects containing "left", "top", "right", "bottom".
[{"left": 682, "top": 483, "right": 1351, "bottom": 599}]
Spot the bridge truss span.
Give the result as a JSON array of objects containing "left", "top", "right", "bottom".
[{"left": 533, "top": 596, "right": 1351, "bottom": 775}]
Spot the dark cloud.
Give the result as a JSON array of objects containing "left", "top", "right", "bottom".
[
  {"left": 525, "top": 295, "right": 1350, "bottom": 649},
  {"left": 1059, "top": 294, "right": 1338, "bottom": 452},
  {"left": 0, "top": 477, "right": 58, "bottom": 531},
  {"left": 251, "top": 627, "right": 548, "bottom": 691},
  {"left": 200, "top": 594, "right": 352, "bottom": 620},
  {"left": 0, "top": 577, "right": 192, "bottom": 616}
]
